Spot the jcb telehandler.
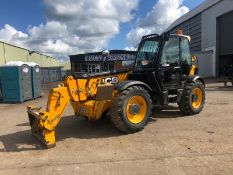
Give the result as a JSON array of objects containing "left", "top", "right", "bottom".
[{"left": 27, "top": 31, "right": 205, "bottom": 148}]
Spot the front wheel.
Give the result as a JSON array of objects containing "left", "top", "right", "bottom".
[
  {"left": 110, "top": 86, "right": 152, "bottom": 133},
  {"left": 179, "top": 81, "right": 205, "bottom": 115}
]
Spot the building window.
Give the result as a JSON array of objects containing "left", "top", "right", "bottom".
[
  {"left": 81, "top": 64, "right": 88, "bottom": 72},
  {"left": 90, "top": 64, "right": 100, "bottom": 73}
]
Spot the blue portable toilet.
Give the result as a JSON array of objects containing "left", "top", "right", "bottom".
[
  {"left": 31, "top": 65, "right": 42, "bottom": 98},
  {"left": 0, "top": 64, "right": 33, "bottom": 103}
]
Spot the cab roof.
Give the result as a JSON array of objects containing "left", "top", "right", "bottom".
[{"left": 142, "top": 32, "right": 191, "bottom": 42}]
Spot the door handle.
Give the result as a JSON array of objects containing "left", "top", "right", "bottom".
[
  {"left": 161, "top": 64, "right": 170, "bottom": 67},
  {"left": 171, "top": 66, "right": 181, "bottom": 73}
]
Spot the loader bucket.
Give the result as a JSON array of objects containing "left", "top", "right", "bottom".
[{"left": 27, "top": 106, "right": 56, "bottom": 148}]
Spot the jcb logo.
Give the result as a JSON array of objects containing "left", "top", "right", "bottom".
[{"left": 102, "top": 77, "right": 119, "bottom": 84}]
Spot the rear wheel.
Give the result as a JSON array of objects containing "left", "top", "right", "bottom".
[
  {"left": 179, "top": 81, "right": 205, "bottom": 115},
  {"left": 110, "top": 86, "right": 152, "bottom": 133}
]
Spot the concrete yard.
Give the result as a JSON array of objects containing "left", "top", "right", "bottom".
[{"left": 0, "top": 81, "right": 233, "bottom": 175}]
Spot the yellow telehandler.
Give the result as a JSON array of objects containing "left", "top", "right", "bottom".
[{"left": 27, "top": 32, "right": 205, "bottom": 148}]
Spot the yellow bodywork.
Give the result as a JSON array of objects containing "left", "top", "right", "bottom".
[
  {"left": 189, "top": 65, "right": 196, "bottom": 76},
  {"left": 189, "top": 55, "right": 197, "bottom": 76},
  {"left": 27, "top": 72, "right": 129, "bottom": 148},
  {"left": 28, "top": 66, "right": 197, "bottom": 148}
]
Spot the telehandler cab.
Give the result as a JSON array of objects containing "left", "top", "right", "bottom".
[{"left": 27, "top": 31, "right": 205, "bottom": 148}]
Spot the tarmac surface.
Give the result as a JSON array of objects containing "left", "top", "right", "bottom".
[{"left": 0, "top": 81, "right": 233, "bottom": 175}]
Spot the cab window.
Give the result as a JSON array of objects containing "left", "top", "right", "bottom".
[
  {"left": 136, "top": 40, "right": 159, "bottom": 69},
  {"left": 181, "top": 37, "right": 192, "bottom": 66},
  {"left": 161, "top": 38, "right": 179, "bottom": 66}
]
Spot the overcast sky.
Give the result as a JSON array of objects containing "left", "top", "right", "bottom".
[{"left": 0, "top": 0, "right": 205, "bottom": 60}]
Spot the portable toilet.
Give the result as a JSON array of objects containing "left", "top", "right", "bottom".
[
  {"left": 31, "top": 65, "right": 42, "bottom": 98},
  {"left": 0, "top": 64, "right": 33, "bottom": 103},
  {"left": 0, "top": 75, "right": 2, "bottom": 102}
]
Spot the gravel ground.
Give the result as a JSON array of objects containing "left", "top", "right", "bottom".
[{"left": 0, "top": 81, "right": 233, "bottom": 175}]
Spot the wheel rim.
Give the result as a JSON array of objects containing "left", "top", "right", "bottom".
[
  {"left": 126, "top": 96, "right": 147, "bottom": 124},
  {"left": 191, "top": 87, "right": 203, "bottom": 109}
]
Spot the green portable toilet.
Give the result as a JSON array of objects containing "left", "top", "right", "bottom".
[
  {"left": 0, "top": 75, "right": 2, "bottom": 102},
  {"left": 31, "top": 65, "right": 42, "bottom": 98},
  {"left": 0, "top": 64, "right": 33, "bottom": 103}
]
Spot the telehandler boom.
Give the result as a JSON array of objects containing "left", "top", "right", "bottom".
[{"left": 27, "top": 32, "right": 205, "bottom": 148}]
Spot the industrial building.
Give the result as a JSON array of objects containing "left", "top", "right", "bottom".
[
  {"left": 166, "top": 0, "right": 233, "bottom": 77},
  {"left": 70, "top": 50, "right": 136, "bottom": 74},
  {"left": 0, "top": 40, "right": 72, "bottom": 84},
  {"left": 0, "top": 40, "right": 60, "bottom": 67}
]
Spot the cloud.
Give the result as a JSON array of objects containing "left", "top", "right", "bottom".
[
  {"left": 0, "top": 0, "right": 139, "bottom": 59},
  {"left": 0, "top": 24, "right": 28, "bottom": 46},
  {"left": 124, "top": 46, "right": 137, "bottom": 51},
  {"left": 127, "top": 0, "right": 189, "bottom": 46}
]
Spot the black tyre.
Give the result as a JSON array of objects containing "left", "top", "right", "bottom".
[
  {"left": 179, "top": 81, "right": 205, "bottom": 115},
  {"left": 110, "top": 86, "right": 152, "bottom": 133}
]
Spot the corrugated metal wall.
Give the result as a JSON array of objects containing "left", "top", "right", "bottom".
[
  {"left": 5, "top": 44, "right": 28, "bottom": 62},
  {"left": 41, "top": 67, "right": 62, "bottom": 84},
  {"left": 29, "top": 53, "right": 41, "bottom": 65},
  {"left": 169, "top": 13, "right": 202, "bottom": 53},
  {"left": 0, "top": 42, "right": 5, "bottom": 65}
]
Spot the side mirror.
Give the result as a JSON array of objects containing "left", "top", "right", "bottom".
[{"left": 192, "top": 55, "right": 197, "bottom": 62}]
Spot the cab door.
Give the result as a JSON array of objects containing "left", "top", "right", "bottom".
[
  {"left": 159, "top": 37, "right": 182, "bottom": 90},
  {"left": 180, "top": 37, "right": 193, "bottom": 84}
]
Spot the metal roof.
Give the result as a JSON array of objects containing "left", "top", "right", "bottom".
[{"left": 166, "top": 0, "right": 222, "bottom": 31}]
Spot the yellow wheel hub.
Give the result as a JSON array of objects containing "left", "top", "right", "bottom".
[
  {"left": 192, "top": 87, "right": 203, "bottom": 109},
  {"left": 126, "top": 96, "right": 147, "bottom": 124}
]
